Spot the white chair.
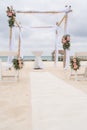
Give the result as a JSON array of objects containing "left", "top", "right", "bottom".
[
  {"left": 0, "top": 51, "right": 19, "bottom": 82},
  {"left": 70, "top": 52, "right": 87, "bottom": 81}
]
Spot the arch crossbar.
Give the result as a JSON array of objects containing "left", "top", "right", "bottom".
[{"left": 16, "top": 6, "right": 72, "bottom": 14}]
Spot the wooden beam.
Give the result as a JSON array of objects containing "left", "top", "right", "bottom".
[
  {"left": 57, "top": 15, "right": 66, "bottom": 26},
  {"left": 16, "top": 10, "right": 72, "bottom": 14},
  {"left": 31, "top": 26, "right": 54, "bottom": 28},
  {"left": 64, "top": 14, "right": 68, "bottom": 33}
]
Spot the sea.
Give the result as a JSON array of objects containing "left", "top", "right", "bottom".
[
  {"left": 0, "top": 56, "right": 53, "bottom": 62},
  {"left": 0, "top": 55, "right": 87, "bottom": 62}
]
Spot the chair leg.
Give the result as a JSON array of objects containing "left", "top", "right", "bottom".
[
  {"left": 75, "top": 71, "right": 78, "bottom": 81},
  {"left": 84, "top": 67, "right": 87, "bottom": 80},
  {"left": 0, "top": 60, "right": 2, "bottom": 81},
  {"left": 15, "top": 70, "right": 19, "bottom": 81}
]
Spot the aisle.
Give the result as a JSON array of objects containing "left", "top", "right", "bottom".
[{"left": 30, "top": 72, "right": 87, "bottom": 130}]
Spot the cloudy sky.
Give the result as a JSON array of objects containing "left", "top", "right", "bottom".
[{"left": 0, "top": 0, "right": 87, "bottom": 56}]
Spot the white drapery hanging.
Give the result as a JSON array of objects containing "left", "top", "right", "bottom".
[
  {"left": 64, "top": 12, "right": 70, "bottom": 69},
  {"left": 12, "top": 5, "right": 72, "bottom": 68},
  {"left": 7, "top": 26, "right": 24, "bottom": 68},
  {"left": 7, "top": 27, "right": 16, "bottom": 68},
  {"left": 65, "top": 49, "right": 70, "bottom": 69},
  {"left": 55, "top": 25, "right": 59, "bottom": 65}
]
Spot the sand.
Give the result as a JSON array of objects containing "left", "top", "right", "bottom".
[{"left": 0, "top": 61, "right": 87, "bottom": 130}]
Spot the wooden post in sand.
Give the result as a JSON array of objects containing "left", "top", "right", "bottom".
[{"left": 9, "top": 27, "right": 12, "bottom": 50}]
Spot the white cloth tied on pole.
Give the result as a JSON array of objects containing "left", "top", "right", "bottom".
[
  {"left": 65, "top": 49, "right": 70, "bottom": 69},
  {"left": 64, "top": 11, "right": 70, "bottom": 69},
  {"left": 55, "top": 25, "right": 61, "bottom": 66},
  {"left": 7, "top": 27, "right": 16, "bottom": 68},
  {"left": 7, "top": 26, "right": 24, "bottom": 68}
]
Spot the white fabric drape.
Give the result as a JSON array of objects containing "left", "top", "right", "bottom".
[
  {"left": 9, "top": 28, "right": 15, "bottom": 51},
  {"left": 65, "top": 49, "right": 70, "bottom": 69},
  {"left": 64, "top": 12, "right": 70, "bottom": 69},
  {"left": 55, "top": 25, "right": 59, "bottom": 66},
  {"left": 7, "top": 27, "right": 24, "bottom": 68},
  {"left": 7, "top": 27, "right": 16, "bottom": 68}
]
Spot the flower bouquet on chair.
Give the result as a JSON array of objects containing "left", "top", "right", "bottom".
[
  {"left": 12, "top": 57, "right": 24, "bottom": 70},
  {"left": 70, "top": 57, "right": 80, "bottom": 71}
]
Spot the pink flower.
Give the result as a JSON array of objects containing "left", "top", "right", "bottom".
[
  {"left": 71, "top": 57, "right": 80, "bottom": 71},
  {"left": 62, "top": 38, "right": 67, "bottom": 44},
  {"left": 73, "top": 63, "right": 76, "bottom": 66},
  {"left": 73, "top": 58, "right": 76, "bottom": 63},
  {"left": 18, "top": 59, "right": 23, "bottom": 68},
  {"left": 12, "top": 10, "right": 16, "bottom": 16},
  {"left": 74, "top": 65, "right": 78, "bottom": 69},
  {"left": 19, "top": 63, "right": 23, "bottom": 68},
  {"left": 66, "top": 36, "right": 70, "bottom": 42},
  {"left": 7, "top": 12, "right": 13, "bottom": 17}
]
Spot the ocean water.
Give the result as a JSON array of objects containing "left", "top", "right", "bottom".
[
  {"left": 0, "top": 55, "right": 87, "bottom": 62},
  {"left": 0, "top": 56, "right": 53, "bottom": 62}
]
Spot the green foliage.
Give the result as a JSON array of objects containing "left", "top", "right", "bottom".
[
  {"left": 63, "top": 42, "right": 70, "bottom": 50},
  {"left": 8, "top": 17, "right": 15, "bottom": 27},
  {"left": 62, "top": 34, "right": 70, "bottom": 50},
  {"left": 6, "top": 6, "right": 16, "bottom": 27},
  {"left": 70, "top": 57, "right": 80, "bottom": 71},
  {"left": 12, "top": 58, "right": 24, "bottom": 70}
]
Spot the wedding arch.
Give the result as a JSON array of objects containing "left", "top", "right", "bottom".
[{"left": 8, "top": 5, "right": 72, "bottom": 67}]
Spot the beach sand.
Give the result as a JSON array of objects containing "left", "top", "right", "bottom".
[{"left": 0, "top": 61, "right": 87, "bottom": 130}]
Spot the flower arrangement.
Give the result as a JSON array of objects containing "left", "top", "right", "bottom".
[
  {"left": 62, "top": 34, "right": 70, "bottom": 50},
  {"left": 12, "top": 57, "right": 24, "bottom": 70},
  {"left": 70, "top": 57, "right": 80, "bottom": 71},
  {"left": 6, "top": 6, "right": 16, "bottom": 27}
]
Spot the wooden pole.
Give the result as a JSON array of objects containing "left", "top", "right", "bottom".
[
  {"left": 63, "top": 50, "right": 66, "bottom": 68},
  {"left": 57, "top": 15, "right": 66, "bottom": 26},
  {"left": 54, "top": 26, "right": 58, "bottom": 66},
  {"left": 18, "top": 33, "right": 21, "bottom": 58},
  {"left": 54, "top": 15, "right": 66, "bottom": 66},
  {"left": 14, "top": 20, "right": 21, "bottom": 58},
  {"left": 64, "top": 14, "right": 68, "bottom": 33},
  {"left": 9, "top": 27, "right": 12, "bottom": 49},
  {"left": 63, "top": 13, "right": 68, "bottom": 68}
]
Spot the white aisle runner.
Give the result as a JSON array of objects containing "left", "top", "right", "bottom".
[{"left": 30, "top": 72, "right": 87, "bottom": 130}]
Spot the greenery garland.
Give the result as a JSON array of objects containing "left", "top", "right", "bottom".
[
  {"left": 62, "top": 34, "right": 70, "bottom": 50},
  {"left": 12, "top": 57, "right": 24, "bottom": 70},
  {"left": 70, "top": 57, "right": 80, "bottom": 71},
  {"left": 6, "top": 6, "right": 16, "bottom": 27}
]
